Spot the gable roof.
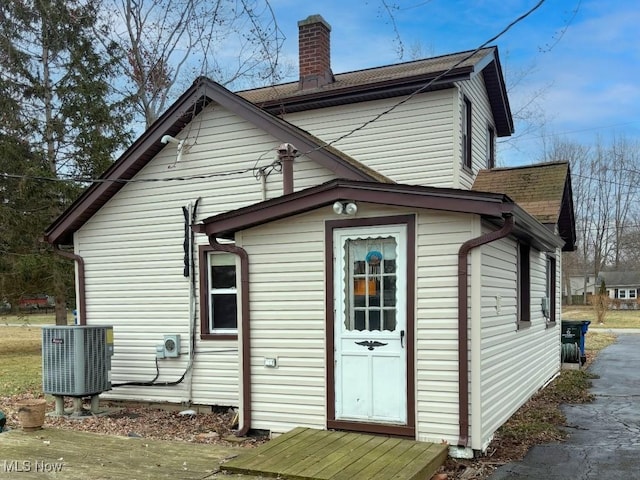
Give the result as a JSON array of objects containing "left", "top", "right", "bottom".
[
  {"left": 46, "top": 45, "right": 514, "bottom": 246},
  {"left": 195, "top": 178, "right": 564, "bottom": 253},
  {"left": 45, "top": 77, "right": 390, "bottom": 245},
  {"left": 599, "top": 271, "right": 640, "bottom": 287},
  {"left": 239, "top": 47, "right": 514, "bottom": 136},
  {"left": 471, "top": 161, "right": 576, "bottom": 251}
]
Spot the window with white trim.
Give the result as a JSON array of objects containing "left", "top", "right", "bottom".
[
  {"left": 199, "top": 246, "right": 238, "bottom": 339},
  {"left": 616, "top": 288, "right": 637, "bottom": 300},
  {"left": 207, "top": 253, "right": 237, "bottom": 332}
]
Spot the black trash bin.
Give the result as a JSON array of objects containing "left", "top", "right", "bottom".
[{"left": 561, "top": 320, "right": 591, "bottom": 365}]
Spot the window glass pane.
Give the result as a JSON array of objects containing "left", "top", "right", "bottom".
[
  {"left": 211, "top": 294, "right": 237, "bottom": 329},
  {"left": 619, "top": 290, "right": 627, "bottom": 299},
  {"left": 368, "top": 279, "right": 381, "bottom": 306},
  {"left": 383, "top": 310, "right": 396, "bottom": 331},
  {"left": 383, "top": 259, "right": 396, "bottom": 273},
  {"left": 354, "top": 310, "right": 365, "bottom": 331},
  {"left": 354, "top": 285, "right": 366, "bottom": 307},
  {"left": 383, "top": 277, "right": 396, "bottom": 306},
  {"left": 211, "top": 265, "right": 236, "bottom": 289},
  {"left": 369, "top": 310, "right": 381, "bottom": 331},
  {"left": 630, "top": 290, "right": 637, "bottom": 299}
]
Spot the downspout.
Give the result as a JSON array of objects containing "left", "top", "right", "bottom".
[
  {"left": 53, "top": 244, "right": 86, "bottom": 325},
  {"left": 278, "top": 143, "right": 297, "bottom": 195},
  {"left": 457, "top": 213, "right": 514, "bottom": 448},
  {"left": 208, "top": 236, "right": 252, "bottom": 436}
]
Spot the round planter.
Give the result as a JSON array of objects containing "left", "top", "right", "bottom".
[{"left": 16, "top": 399, "right": 47, "bottom": 431}]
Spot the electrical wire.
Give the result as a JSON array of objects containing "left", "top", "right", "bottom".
[
  {"left": 2, "top": 1, "right": 547, "bottom": 186},
  {"left": 294, "top": 0, "right": 547, "bottom": 158}
]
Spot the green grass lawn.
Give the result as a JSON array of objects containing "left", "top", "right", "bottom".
[
  {"left": 1, "top": 312, "right": 73, "bottom": 325},
  {"left": 563, "top": 305, "right": 640, "bottom": 328},
  {"left": 0, "top": 326, "right": 43, "bottom": 396}
]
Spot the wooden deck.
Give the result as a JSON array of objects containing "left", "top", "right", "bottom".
[{"left": 221, "top": 427, "right": 448, "bottom": 480}]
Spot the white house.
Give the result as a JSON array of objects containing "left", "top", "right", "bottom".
[{"left": 45, "top": 15, "right": 575, "bottom": 457}]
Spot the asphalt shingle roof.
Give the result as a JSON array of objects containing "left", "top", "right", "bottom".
[
  {"left": 472, "top": 162, "right": 570, "bottom": 225},
  {"left": 238, "top": 48, "right": 494, "bottom": 105}
]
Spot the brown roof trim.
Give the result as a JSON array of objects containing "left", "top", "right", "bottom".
[
  {"left": 195, "top": 179, "right": 514, "bottom": 238},
  {"left": 195, "top": 179, "right": 565, "bottom": 251},
  {"left": 240, "top": 47, "right": 513, "bottom": 137},
  {"left": 45, "top": 83, "right": 212, "bottom": 245},
  {"left": 44, "top": 78, "right": 388, "bottom": 246}
]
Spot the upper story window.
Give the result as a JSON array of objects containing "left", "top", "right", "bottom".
[
  {"left": 487, "top": 125, "right": 495, "bottom": 169},
  {"left": 462, "top": 96, "right": 472, "bottom": 170},
  {"left": 518, "top": 242, "right": 531, "bottom": 328},
  {"left": 199, "top": 247, "right": 238, "bottom": 340}
]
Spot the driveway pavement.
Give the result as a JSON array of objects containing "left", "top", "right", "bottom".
[{"left": 488, "top": 333, "right": 640, "bottom": 479}]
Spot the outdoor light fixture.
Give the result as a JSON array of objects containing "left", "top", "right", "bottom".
[{"left": 332, "top": 201, "right": 358, "bottom": 216}]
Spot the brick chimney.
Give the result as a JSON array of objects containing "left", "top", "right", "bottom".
[{"left": 298, "top": 15, "right": 334, "bottom": 90}]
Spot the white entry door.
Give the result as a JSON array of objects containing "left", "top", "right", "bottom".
[{"left": 333, "top": 224, "right": 407, "bottom": 424}]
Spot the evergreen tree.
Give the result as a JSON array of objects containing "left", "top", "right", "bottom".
[{"left": 0, "top": 0, "right": 132, "bottom": 323}]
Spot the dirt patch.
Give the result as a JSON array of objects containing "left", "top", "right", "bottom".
[{"left": 1, "top": 393, "right": 265, "bottom": 447}]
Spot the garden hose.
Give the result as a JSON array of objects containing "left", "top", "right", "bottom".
[{"left": 561, "top": 342, "right": 580, "bottom": 363}]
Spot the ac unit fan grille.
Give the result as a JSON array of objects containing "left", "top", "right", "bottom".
[{"left": 42, "top": 326, "right": 113, "bottom": 396}]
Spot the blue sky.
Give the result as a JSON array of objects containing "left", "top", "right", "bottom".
[{"left": 266, "top": 0, "right": 639, "bottom": 166}]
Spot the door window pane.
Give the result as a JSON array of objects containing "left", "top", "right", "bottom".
[{"left": 343, "top": 236, "right": 398, "bottom": 332}]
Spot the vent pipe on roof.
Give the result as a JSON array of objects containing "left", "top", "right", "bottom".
[{"left": 298, "top": 15, "right": 334, "bottom": 90}]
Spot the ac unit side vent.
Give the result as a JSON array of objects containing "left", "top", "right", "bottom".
[{"left": 42, "top": 326, "right": 114, "bottom": 397}]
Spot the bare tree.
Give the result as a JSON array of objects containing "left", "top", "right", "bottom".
[
  {"left": 548, "top": 136, "right": 640, "bottom": 307},
  {"left": 543, "top": 139, "right": 592, "bottom": 303},
  {"left": 103, "top": 0, "right": 286, "bottom": 127},
  {"left": 609, "top": 136, "right": 640, "bottom": 268}
]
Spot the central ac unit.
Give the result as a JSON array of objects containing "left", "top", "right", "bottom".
[{"left": 42, "top": 325, "right": 114, "bottom": 397}]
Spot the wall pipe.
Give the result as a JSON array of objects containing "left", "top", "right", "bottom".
[
  {"left": 457, "top": 213, "right": 514, "bottom": 448},
  {"left": 208, "top": 236, "right": 252, "bottom": 436},
  {"left": 53, "top": 244, "right": 86, "bottom": 326},
  {"left": 278, "top": 143, "right": 297, "bottom": 195}
]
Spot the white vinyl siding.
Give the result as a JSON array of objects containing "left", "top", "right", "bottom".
[
  {"left": 284, "top": 90, "right": 457, "bottom": 188},
  {"left": 78, "top": 103, "right": 338, "bottom": 406},
  {"left": 415, "top": 211, "right": 475, "bottom": 443},
  {"left": 237, "top": 210, "right": 329, "bottom": 433},
  {"left": 477, "top": 231, "right": 560, "bottom": 450}
]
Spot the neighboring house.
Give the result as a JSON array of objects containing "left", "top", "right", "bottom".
[
  {"left": 44, "top": 15, "right": 575, "bottom": 457},
  {"left": 566, "top": 274, "right": 598, "bottom": 298},
  {"left": 600, "top": 271, "right": 640, "bottom": 303},
  {"left": 566, "top": 272, "right": 640, "bottom": 304}
]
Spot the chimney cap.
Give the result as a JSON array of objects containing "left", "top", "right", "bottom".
[{"left": 298, "top": 14, "right": 331, "bottom": 31}]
